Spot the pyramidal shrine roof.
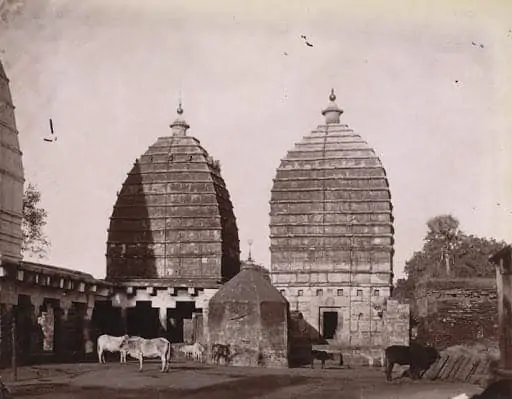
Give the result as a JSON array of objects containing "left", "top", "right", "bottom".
[
  {"left": 270, "top": 90, "right": 394, "bottom": 280},
  {"left": 209, "top": 259, "right": 287, "bottom": 304},
  {"left": 106, "top": 102, "right": 240, "bottom": 284}
]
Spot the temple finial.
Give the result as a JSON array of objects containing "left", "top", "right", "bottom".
[
  {"left": 329, "top": 88, "right": 336, "bottom": 102},
  {"left": 248, "top": 239, "right": 253, "bottom": 262},
  {"left": 321, "top": 88, "right": 343, "bottom": 124},
  {"left": 170, "top": 97, "right": 190, "bottom": 136}
]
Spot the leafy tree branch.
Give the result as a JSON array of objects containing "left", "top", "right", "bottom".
[{"left": 21, "top": 183, "right": 50, "bottom": 259}]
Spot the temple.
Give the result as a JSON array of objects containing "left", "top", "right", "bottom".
[
  {"left": 1, "top": 58, "right": 112, "bottom": 366},
  {"left": 269, "top": 90, "right": 407, "bottom": 349},
  {"left": 103, "top": 102, "right": 241, "bottom": 344},
  {"left": 0, "top": 59, "right": 24, "bottom": 265}
]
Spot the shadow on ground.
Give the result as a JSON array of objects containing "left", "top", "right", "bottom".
[{"left": 12, "top": 375, "right": 314, "bottom": 399}]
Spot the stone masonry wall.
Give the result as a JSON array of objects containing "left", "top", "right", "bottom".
[
  {"left": 415, "top": 278, "right": 498, "bottom": 350},
  {"left": 276, "top": 284, "right": 408, "bottom": 349},
  {"left": 0, "top": 58, "right": 24, "bottom": 264}
]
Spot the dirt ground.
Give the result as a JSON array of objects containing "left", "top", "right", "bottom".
[{"left": 0, "top": 360, "right": 483, "bottom": 399}]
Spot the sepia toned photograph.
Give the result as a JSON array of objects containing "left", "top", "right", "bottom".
[{"left": 0, "top": 1, "right": 511, "bottom": 398}]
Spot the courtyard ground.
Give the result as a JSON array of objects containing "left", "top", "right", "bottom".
[{"left": 0, "top": 360, "right": 484, "bottom": 399}]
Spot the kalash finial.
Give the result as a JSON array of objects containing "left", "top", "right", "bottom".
[
  {"left": 170, "top": 98, "right": 190, "bottom": 136},
  {"left": 247, "top": 239, "right": 254, "bottom": 262},
  {"left": 322, "top": 88, "right": 343, "bottom": 124},
  {"left": 329, "top": 88, "right": 336, "bottom": 101}
]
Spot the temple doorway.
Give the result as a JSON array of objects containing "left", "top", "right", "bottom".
[{"left": 320, "top": 307, "right": 340, "bottom": 340}]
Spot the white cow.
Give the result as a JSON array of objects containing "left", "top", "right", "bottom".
[
  {"left": 120, "top": 336, "right": 172, "bottom": 372},
  {"left": 180, "top": 342, "right": 205, "bottom": 361},
  {"left": 97, "top": 334, "right": 129, "bottom": 364}
]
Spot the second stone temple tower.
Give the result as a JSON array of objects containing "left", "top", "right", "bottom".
[{"left": 269, "top": 90, "right": 395, "bottom": 347}]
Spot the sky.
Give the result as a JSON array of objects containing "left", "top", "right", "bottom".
[{"left": 1, "top": 0, "right": 511, "bottom": 280}]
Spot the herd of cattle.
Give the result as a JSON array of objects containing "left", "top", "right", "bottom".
[
  {"left": 95, "top": 335, "right": 511, "bottom": 398},
  {"left": 96, "top": 334, "right": 232, "bottom": 372},
  {"left": 96, "top": 334, "right": 442, "bottom": 379}
]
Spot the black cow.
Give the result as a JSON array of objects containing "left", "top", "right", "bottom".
[
  {"left": 211, "top": 343, "right": 231, "bottom": 366},
  {"left": 469, "top": 379, "right": 512, "bottom": 399},
  {"left": 384, "top": 343, "right": 440, "bottom": 381},
  {"left": 310, "top": 349, "right": 335, "bottom": 369}
]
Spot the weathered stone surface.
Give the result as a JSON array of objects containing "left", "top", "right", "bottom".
[
  {"left": 416, "top": 278, "right": 498, "bottom": 350},
  {"left": 269, "top": 91, "right": 400, "bottom": 348},
  {"left": 0, "top": 58, "right": 24, "bottom": 264},
  {"left": 208, "top": 261, "right": 289, "bottom": 368},
  {"left": 106, "top": 107, "right": 240, "bottom": 283}
]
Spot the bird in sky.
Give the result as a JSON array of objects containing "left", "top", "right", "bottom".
[
  {"left": 301, "top": 34, "right": 314, "bottom": 47},
  {"left": 43, "top": 118, "right": 57, "bottom": 142}
]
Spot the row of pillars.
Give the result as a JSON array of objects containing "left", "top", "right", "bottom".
[
  {"left": 112, "top": 303, "right": 207, "bottom": 345},
  {"left": 0, "top": 295, "right": 95, "bottom": 380}
]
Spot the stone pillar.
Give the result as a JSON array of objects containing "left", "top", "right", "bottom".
[
  {"left": 30, "top": 296, "right": 44, "bottom": 356},
  {"left": 39, "top": 304, "right": 55, "bottom": 352},
  {"left": 183, "top": 319, "right": 194, "bottom": 344},
  {"left": 158, "top": 307, "right": 167, "bottom": 331},
  {"left": 83, "top": 303, "right": 94, "bottom": 355},
  {"left": 0, "top": 303, "right": 14, "bottom": 366},
  {"left": 54, "top": 298, "right": 72, "bottom": 359}
]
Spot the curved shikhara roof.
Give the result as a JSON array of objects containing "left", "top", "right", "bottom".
[
  {"left": 270, "top": 92, "right": 393, "bottom": 282},
  {"left": 106, "top": 111, "right": 240, "bottom": 283},
  {"left": 0, "top": 59, "right": 24, "bottom": 263}
]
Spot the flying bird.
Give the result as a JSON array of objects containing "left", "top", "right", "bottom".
[
  {"left": 43, "top": 118, "right": 57, "bottom": 142},
  {"left": 301, "top": 34, "right": 314, "bottom": 47}
]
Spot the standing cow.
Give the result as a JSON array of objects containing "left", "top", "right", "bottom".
[
  {"left": 180, "top": 342, "right": 205, "bottom": 361},
  {"left": 310, "top": 350, "right": 334, "bottom": 369},
  {"left": 211, "top": 344, "right": 231, "bottom": 366},
  {"left": 97, "top": 334, "right": 130, "bottom": 364},
  {"left": 384, "top": 343, "right": 440, "bottom": 381},
  {"left": 120, "top": 337, "right": 172, "bottom": 372}
]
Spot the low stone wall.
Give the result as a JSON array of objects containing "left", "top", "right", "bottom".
[{"left": 416, "top": 278, "right": 498, "bottom": 350}]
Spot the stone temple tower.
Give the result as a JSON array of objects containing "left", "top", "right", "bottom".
[
  {"left": 0, "top": 59, "right": 24, "bottom": 265},
  {"left": 104, "top": 102, "right": 240, "bottom": 344},
  {"left": 269, "top": 90, "right": 394, "bottom": 348}
]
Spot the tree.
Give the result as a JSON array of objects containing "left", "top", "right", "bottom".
[
  {"left": 402, "top": 214, "right": 507, "bottom": 280},
  {"left": 21, "top": 183, "right": 50, "bottom": 259},
  {"left": 425, "top": 214, "right": 461, "bottom": 276}
]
